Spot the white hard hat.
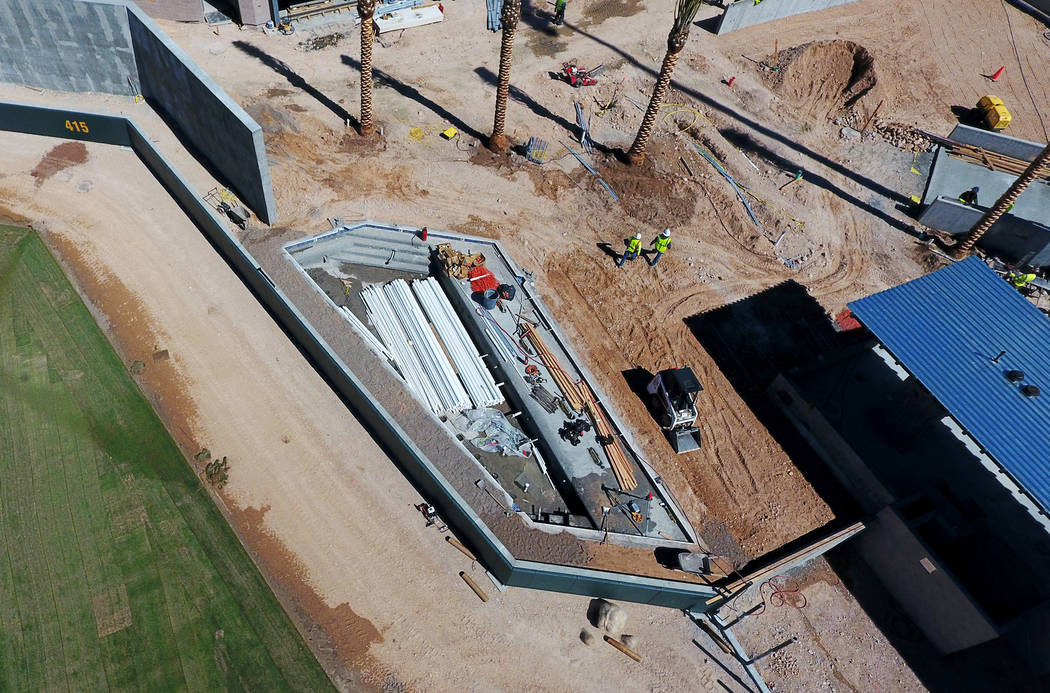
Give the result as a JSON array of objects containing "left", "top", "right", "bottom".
[
  {"left": 662, "top": 228, "right": 671, "bottom": 237},
  {"left": 634, "top": 232, "right": 642, "bottom": 240}
]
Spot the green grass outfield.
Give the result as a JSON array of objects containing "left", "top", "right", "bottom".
[{"left": 0, "top": 226, "right": 335, "bottom": 692}]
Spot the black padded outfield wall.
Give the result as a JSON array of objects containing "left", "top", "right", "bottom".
[{"left": 0, "top": 100, "right": 720, "bottom": 612}]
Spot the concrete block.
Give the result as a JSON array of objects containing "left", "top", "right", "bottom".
[
  {"left": 716, "top": 0, "right": 863, "bottom": 34},
  {"left": 237, "top": 0, "right": 273, "bottom": 25},
  {"left": 948, "top": 124, "right": 1046, "bottom": 163}
]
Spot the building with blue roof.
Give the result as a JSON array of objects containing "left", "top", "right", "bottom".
[{"left": 770, "top": 257, "right": 1050, "bottom": 682}]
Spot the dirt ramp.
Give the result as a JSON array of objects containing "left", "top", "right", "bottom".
[{"left": 769, "top": 40, "right": 880, "bottom": 123}]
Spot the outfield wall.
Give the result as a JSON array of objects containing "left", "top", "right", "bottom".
[
  {"left": 0, "top": 99, "right": 722, "bottom": 613},
  {"left": 0, "top": 0, "right": 276, "bottom": 225},
  {"left": 716, "top": 0, "right": 863, "bottom": 34}
]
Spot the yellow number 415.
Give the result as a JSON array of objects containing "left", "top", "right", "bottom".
[{"left": 65, "top": 120, "right": 89, "bottom": 134}]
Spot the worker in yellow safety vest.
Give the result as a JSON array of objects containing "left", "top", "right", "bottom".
[
  {"left": 1008, "top": 269, "right": 1037, "bottom": 288},
  {"left": 617, "top": 233, "right": 642, "bottom": 267},
  {"left": 648, "top": 228, "right": 672, "bottom": 266}
]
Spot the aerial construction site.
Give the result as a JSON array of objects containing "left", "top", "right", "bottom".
[{"left": 2, "top": 0, "right": 1050, "bottom": 691}]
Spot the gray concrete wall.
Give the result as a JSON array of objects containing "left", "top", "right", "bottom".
[
  {"left": 922, "top": 148, "right": 1050, "bottom": 221},
  {"left": 237, "top": 0, "right": 273, "bottom": 25},
  {"left": 949, "top": 124, "right": 1046, "bottom": 163},
  {"left": 126, "top": 5, "right": 277, "bottom": 223},
  {"left": 716, "top": 0, "right": 863, "bottom": 34},
  {"left": 0, "top": 0, "right": 138, "bottom": 95},
  {"left": 856, "top": 508, "right": 999, "bottom": 655},
  {"left": 769, "top": 375, "right": 895, "bottom": 513},
  {"left": 919, "top": 198, "right": 1050, "bottom": 266}
]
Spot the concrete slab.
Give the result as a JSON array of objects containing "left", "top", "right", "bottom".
[
  {"left": 284, "top": 222, "right": 693, "bottom": 544},
  {"left": 716, "top": 0, "right": 863, "bottom": 34},
  {"left": 922, "top": 148, "right": 1050, "bottom": 222}
]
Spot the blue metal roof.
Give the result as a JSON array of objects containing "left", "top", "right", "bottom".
[{"left": 849, "top": 257, "right": 1050, "bottom": 513}]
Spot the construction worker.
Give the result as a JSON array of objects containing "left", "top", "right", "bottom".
[
  {"left": 958, "top": 186, "right": 979, "bottom": 206},
  {"left": 553, "top": 0, "right": 566, "bottom": 25},
  {"left": 617, "top": 233, "right": 642, "bottom": 267},
  {"left": 648, "top": 228, "right": 672, "bottom": 266},
  {"left": 1008, "top": 269, "right": 1037, "bottom": 289}
]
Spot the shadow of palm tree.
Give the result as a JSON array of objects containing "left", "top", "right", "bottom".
[
  {"left": 233, "top": 40, "right": 358, "bottom": 129},
  {"left": 340, "top": 54, "right": 487, "bottom": 141},
  {"left": 557, "top": 20, "right": 917, "bottom": 233}
]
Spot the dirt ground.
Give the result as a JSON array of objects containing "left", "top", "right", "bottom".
[{"left": 3, "top": 0, "right": 1049, "bottom": 689}]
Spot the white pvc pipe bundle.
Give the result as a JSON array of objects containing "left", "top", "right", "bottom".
[
  {"left": 341, "top": 305, "right": 392, "bottom": 361},
  {"left": 361, "top": 280, "right": 473, "bottom": 414},
  {"left": 361, "top": 284, "right": 441, "bottom": 411},
  {"left": 412, "top": 277, "right": 503, "bottom": 408}
]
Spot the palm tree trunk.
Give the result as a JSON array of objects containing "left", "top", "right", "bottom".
[
  {"left": 358, "top": 1, "right": 377, "bottom": 136},
  {"left": 627, "top": 48, "right": 682, "bottom": 164},
  {"left": 490, "top": 0, "right": 520, "bottom": 152},
  {"left": 954, "top": 142, "right": 1050, "bottom": 258}
]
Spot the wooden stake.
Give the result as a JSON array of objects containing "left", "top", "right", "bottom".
[
  {"left": 604, "top": 635, "right": 642, "bottom": 662},
  {"left": 861, "top": 99, "right": 884, "bottom": 134},
  {"left": 460, "top": 571, "right": 489, "bottom": 602},
  {"left": 446, "top": 535, "right": 477, "bottom": 562}
]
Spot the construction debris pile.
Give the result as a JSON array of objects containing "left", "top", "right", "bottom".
[
  {"left": 872, "top": 120, "right": 934, "bottom": 152},
  {"left": 437, "top": 242, "right": 485, "bottom": 279}
]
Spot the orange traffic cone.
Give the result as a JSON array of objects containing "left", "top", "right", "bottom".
[{"left": 990, "top": 65, "right": 1005, "bottom": 81}]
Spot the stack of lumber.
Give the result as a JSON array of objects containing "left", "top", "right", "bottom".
[
  {"left": 520, "top": 320, "right": 637, "bottom": 490},
  {"left": 919, "top": 130, "right": 1050, "bottom": 181},
  {"left": 520, "top": 322, "right": 584, "bottom": 410},
  {"left": 581, "top": 388, "right": 636, "bottom": 491},
  {"left": 948, "top": 143, "right": 1050, "bottom": 180}
]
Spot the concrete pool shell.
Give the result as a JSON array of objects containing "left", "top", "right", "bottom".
[
  {"left": 284, "top": 222, "right": 691, "bottom": 542},
  {"left": 248, "top": 220, "right": 727, "bottom": 607}
]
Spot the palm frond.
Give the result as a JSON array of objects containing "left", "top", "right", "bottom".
[{"left": 671, "top": 0, "right": 704, "bottom": 37}]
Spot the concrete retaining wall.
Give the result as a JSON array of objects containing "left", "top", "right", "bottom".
[
  {"left": 919, "top": 198, "right": 1050, "bottom": 267},
  {"left": 126, "top": 6, "right": 276, "bottom": 224},
  {"left": 949, "top": 124, "right": 1046, "bottom": 163},
  {"left": 0, "top": 99, "right": 721, "bottom": 613},
  {"left": 0, "top": 0, "right": 138, "bottom": 95},
  {"left": 716, "top": 0, "right": 863, "bottom": 34},
  {"left": 0, "top": 0, "right": 276, "bottom": 225},
  {"left": 856, "top": 508, "right": 999, "bottom": 654}
]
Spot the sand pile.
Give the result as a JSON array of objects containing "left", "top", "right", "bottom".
[{"left": 769, "top": 40, "right": 881, "bottom": 125}]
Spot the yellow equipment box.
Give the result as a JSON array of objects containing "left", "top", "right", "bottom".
[{"left": 977, "top": 95, "right": 1012, "bottom": 130}]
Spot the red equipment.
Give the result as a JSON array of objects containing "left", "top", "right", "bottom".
[{"left": 562, "top": 62, "right": 597, "bottom": 87}]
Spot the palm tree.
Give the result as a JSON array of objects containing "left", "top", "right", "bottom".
[
  {"left": 358, "top": 0, "right": 377, "bottom": 136},
  {"left": 627, "top": 0, "right": 703, "bottom": 164},
  {"left": 954, "top": 142, "right": 1050, "bottom": 257},
  {"left": 489, "top": 0, "right": 521, "bottom": 152}
]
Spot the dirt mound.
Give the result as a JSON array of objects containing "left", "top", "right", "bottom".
[{"left": 769, "top": 40, "right": 880, "bottom": 124}]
